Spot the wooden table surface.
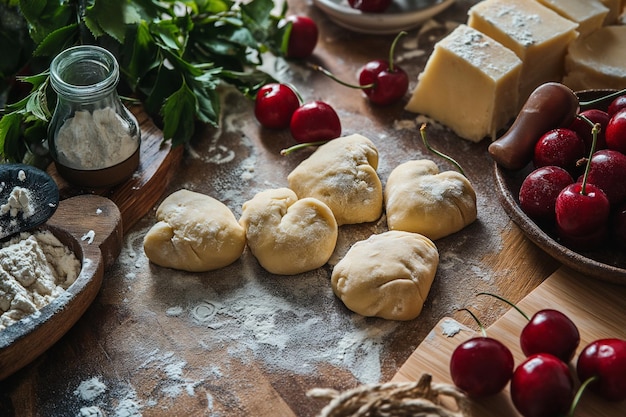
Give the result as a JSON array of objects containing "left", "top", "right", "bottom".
[{"left": 0, "top": 0, "right": 577, "bottom": 415}]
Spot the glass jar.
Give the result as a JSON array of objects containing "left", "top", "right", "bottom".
[{"left": 48, "top": 45, "right": 140, "bottom": 188}]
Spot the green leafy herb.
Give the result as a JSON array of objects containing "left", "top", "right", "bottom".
[{"left": 0, "top": 0, "right": 290, "bottom": 165}]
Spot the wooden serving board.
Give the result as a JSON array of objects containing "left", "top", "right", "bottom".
[{"left": 391, "top": 266, "right": 626, "bottom": 417}]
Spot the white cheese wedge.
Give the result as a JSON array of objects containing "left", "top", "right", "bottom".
[
  {"left": 599, "top": 0, "right": 622, "bottom": 24},
  {"left": 562, "top": 25, "right": 626, "bottom": 91},
  {"left": 536, "top": 0, "right": 609, "bottom": 37},
  {"left": 467, "top": 0, "right": 579, "bottom": 106},
  {"left": 405, "top": 24, "right": 522, "bottom": 143}
]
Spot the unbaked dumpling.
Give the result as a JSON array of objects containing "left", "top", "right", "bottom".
[
  {"left": 287, "top": 134, "right": 383, "bottom": 226},
  {"left": 239, "top": 188, "right": 338, "bottom": 275},
  {"left": 143, "top": 189, "right": 246, "bottom": 272},
  {"left": 331, "top": 230, "right": 439, "bottom": 321},
  {"left": 384, "top": 160, "right": 477, "bottom": 240}
]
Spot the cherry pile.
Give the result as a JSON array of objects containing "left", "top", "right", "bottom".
[
  {"left": 254, "top": 18, "right": 409, "bottom": 152},
  {"left": 449, "top": 297, "right": 626, "bottom": 417},
  {"left": 518, "top": 91, "right": 626, "bottom": 250}
]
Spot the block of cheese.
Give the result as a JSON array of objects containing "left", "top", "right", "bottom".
[
  {"left": 562, "top": 25, "right": 626, "bottom": 91},
  {"left": 599, "top": 0, "right": 622, "bottom": 23},
  {"left": 405, "top": 24, "right": 522, "bottom": 143},
  {"left": 468, "top": 0, "right": 579, "bottom": 106},
  {"left": 536, "top": 0, "right": 609, "bottom": 37}
]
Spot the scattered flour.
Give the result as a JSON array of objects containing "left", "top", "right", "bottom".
[
  {"left": 74, "top": 377, "right": 107, "bottom": 401},
  {"left": 440, "top": 318, "right": 463, "bottom": 337},
  {"left": 81, "top": 230, "right": 96, "bottom": 245}
]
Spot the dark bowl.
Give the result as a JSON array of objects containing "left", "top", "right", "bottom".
[{"left": 494, "top": 89, "right": 626, "bottom": 285}]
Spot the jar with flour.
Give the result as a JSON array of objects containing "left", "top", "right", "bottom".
[{"left": 48, "top": 45, "right": 140, "bottom": 188}]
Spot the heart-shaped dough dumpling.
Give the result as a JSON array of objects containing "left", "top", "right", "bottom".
[
  {"left": 143, "top": 189, "right": 246, "bottom": 272},
  {"left": 287, "top": 134, "right": 383, "bottom": 226},
  {"left": 384, "top": 160, "right": 477, "bottom": 240},
  {"left": 331, "top": 230, "right": 439, "bottom": 321},
  {"left": 239, "top": 188, "right": 338, "bottom": 275}
]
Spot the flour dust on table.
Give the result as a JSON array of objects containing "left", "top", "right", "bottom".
[{"left": 57, "top": 226, "right": 403, "bottom": 414}]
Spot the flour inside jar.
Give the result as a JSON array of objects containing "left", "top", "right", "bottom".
[{"left": 55, "top": 107, "right": 139, "bottom": 170}]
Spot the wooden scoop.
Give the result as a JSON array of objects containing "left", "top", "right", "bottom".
[{"left": 0, "top": 194, "right": 122, "bottom": 380}]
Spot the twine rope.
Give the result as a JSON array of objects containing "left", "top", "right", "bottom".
[{"left": 307, "top": 373, "right": 470, "bottom": 417}]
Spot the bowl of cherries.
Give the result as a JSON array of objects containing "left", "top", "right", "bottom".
[{"left": 490, "top": 83, "right": 626, "bottom": 284}]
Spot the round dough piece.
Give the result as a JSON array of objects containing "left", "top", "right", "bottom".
[
  {"left": 143, "top": 189, "right": 246, "bottom": 272},
  {"left": 331, "top": 230, "right": 439, "bottom": 321},
  {"left": 239, "top": 188, "right": 338, "bottom": 275},
  {"left": 287, "top": 133, "right": 383, "bottom": 226},
  {"left": 384, "top": 160, "right": 477, "bottom": 240}
]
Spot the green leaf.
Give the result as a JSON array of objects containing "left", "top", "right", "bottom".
[
  {"left": 161, "top": 81, "right": 196, "bottom": 145},
  {"left": 122, "top": 20, "right": 158, "bottom": 89},
  {"left": 33, "top": 23, "right": 79, "bottom": 57},
  {"left": 19, "top": 0, "right": 73, "bottom": 44},
  {"left": 84, "top": 0, "right": 143, "bottom": 43},
  {"left": 140, "top": 64, "right": 181, "bottom": 115},
  {"left": 0, "top": 112, "right": 24, "bottom": 161}
]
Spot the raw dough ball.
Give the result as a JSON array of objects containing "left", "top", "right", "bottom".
[
  {"left": 239, "top": 188, "right": 338, "bottom": 275},
  {"left": 331, "top": 230, "right": 439, "bottom": 321},
  {"left": 384, "top": 160, "right": 477, "bottom": 240},
  {"left": 287, "top": 134, "right": 383, "bottom": 226},
  {"left": 143, "top": 189, "right": 246, "bottom": 272}
]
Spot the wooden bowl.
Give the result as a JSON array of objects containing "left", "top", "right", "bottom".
[
  {"left": 494, "top": 89, "right": 626, "bottom": 285},
  {"left": 0, "top": 195, "right": 122, "bottom": 380}
]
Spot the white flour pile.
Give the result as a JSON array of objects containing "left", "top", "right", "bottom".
[
  {"left": 55, "top": 107, "right": 138, "bottom": 169},
  {"left": 0, "top": 230, "right": 81, "bottom": 331}
]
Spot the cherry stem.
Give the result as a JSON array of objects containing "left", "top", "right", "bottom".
[
  {"left": 419, "top": 123, "right": 466, "bottom": 177},
  {"left": 476, "top": 292, "right": 530, "bottom": 321},
  {"left": 387, "top": 31, "right": 407, "bottom": 73},
  {"left": 459, "top": 308, "right": 487, "bottom": 337},
  {"left": 280, "top": 140, "right": 329, "bottom": 156},
  {"left": 306, "top": 62, "right": 375, "bottom": 90},
  {"left": 579, "top": 87, "right": 626, "bottom": 108},
  {"left": 566, "top": 376, "right": 598, "bottom": 417},
  {"left": 576, "top": 114, "right": 601, "bottom": 196}
]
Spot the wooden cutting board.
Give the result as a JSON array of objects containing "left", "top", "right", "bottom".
[{"left": 391, "top": 266, "right": 626, "bottom": 416}]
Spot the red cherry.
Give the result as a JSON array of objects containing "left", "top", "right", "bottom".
[
  {"left": 283, "top": 15, "right": 318, "bottom": 59},
  {"left": 533, "top": 128, "right": 586, "bottom": 173},
  {"left": 254, "top": 83, "right": 300, "bottom": 129},
  {"left": 608, "top": 94, "right": 626, "bottom": 117},
  {"left": 289, "top": 101, "right": 341, "bottom": 143},
  {"left": 358, "top": 59, "right": 409, "bottom": 105},
  {"left": 555, "top": 182, "right": 610, "bottom": 250},
  {"left": 576, "top": 338, "right": 626, "bottom": 402},
  {"left": 605, "top": 108, "right": 626, "bottom": 154},
  {"left": 569, "top": 109, "right": 610, "bottom": 153},
  {"left": 581, "top": 149, "right": 626, "bottom": 206},
  {"left": 519, "top": 165, "right": 573, "bottom": 222},
  {"left": 347, "top": 0, "right": 393, "bottom": 13},
  {"left": 449, "top": 336, "right": 514, "bottom": 397},
  {"left": 511, "top": 353, "right": 574, "bottom": 417},
  {"left": 520, "top": 309, "right": 580, "bottom": 362}
]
